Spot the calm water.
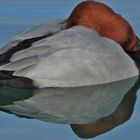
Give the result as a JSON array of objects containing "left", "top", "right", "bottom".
[{"left": 0, "top": 0, "right": 140, "bottom": 140}]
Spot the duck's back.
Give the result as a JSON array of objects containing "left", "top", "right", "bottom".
[{"left": 0, "top": 23, "right": 138, "bottom": 88}]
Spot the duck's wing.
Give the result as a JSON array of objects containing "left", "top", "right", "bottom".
[
  {"left": 0, "top": 19, "right": 67, "bottom": 88},
  {"left": 0, "top": 19, "right": 67, "bottom": 65},
  {"left": 0, "top": 26, "right": 138, "bottom": 88}
]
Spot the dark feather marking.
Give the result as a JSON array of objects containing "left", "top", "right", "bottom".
[
  {"left": 0, "top": 33, "right": 53, "bottom": 65},
  {"left": 0, "top": 75, "right": 35, "bottom": 88},
  {"left": 0, "top": 71, "right": 14, "bottom": 79},
  {"left": 0, "top": 71, "right": 35, "bottom": 88},
  {"left": 127, "top": 50, "right": 140, "bottom": 70}
]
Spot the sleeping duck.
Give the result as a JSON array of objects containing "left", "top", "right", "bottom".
[{"left": 0, "top": 0, "right": 139, "bottom": 88}]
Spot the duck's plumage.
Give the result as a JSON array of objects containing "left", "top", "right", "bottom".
[
  {"left": 0, "top": 19, "right": 138, "bottom": 88},
  {"left": 0, "top": 19, "right": 67, "bottom": 62}
]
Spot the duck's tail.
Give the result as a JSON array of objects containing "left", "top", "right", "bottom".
[{"left": 0, "top": 70, "right": 34, "bottom": 88}]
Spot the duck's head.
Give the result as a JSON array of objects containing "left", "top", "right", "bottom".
[{"left": 67, "top": 0, "right": 140, "bottom": 64}]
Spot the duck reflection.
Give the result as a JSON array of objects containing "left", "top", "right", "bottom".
[
  {"left": 71, "top": 78, "right": 139, "bottom": 138},
  {"left": 0, "top": 76, "right": 139, "bottom": 138}
]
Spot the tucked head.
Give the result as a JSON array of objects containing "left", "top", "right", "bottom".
[{"left": 67, "top": 0, "right": 139, "bottom": 52}]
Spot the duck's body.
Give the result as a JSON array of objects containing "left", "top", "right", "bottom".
[{"left": 0, "top": 1, "right": 139, "bottom": 88}]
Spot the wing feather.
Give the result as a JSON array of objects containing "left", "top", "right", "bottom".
[
  {"left": 0, "top": 56, "right": 39, "bottom": 71},
  {"left": 0, "top": 19, "right": 67, "bottom": 55},
  {"left": 13, "top": 47, "right": 138, "bottom": 88},
  {"left": 0, "top": 26, "right": 138, "bottom": 88}
]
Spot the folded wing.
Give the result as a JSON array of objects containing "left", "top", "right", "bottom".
[{"left": 0, "top": 26, "right": 138, "bottom": 88}]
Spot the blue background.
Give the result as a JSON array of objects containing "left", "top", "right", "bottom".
[{"left": 0, "top": 0, "right": 140, "bottom": 140}]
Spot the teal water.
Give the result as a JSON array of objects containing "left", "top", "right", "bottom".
[{"left": 0, "top": 0, "right": 140, "bottom": 140}]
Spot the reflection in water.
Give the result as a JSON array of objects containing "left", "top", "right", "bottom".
[
  {"left": 71, "top": 79, "right": 139, "bottom": 138},
  {"left": 0, "top": 76, "right": 139, "bottom": 138}
]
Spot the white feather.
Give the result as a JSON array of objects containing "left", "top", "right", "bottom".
[
  {"left": 0, "top": 26, "right": 138, "bottom": 88},
  {"left": 0, "top": 19, "right": 67, "bottom": 55},
  {"left": 0, "top": 56, "right": 39, "bottom": 71},
  {"left": 12, "top": 19, "right": 67, "bottom": 40}
]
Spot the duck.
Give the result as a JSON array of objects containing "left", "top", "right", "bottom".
[{"left": 0, "top": 0, "right": 139, "bottom": 88}]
